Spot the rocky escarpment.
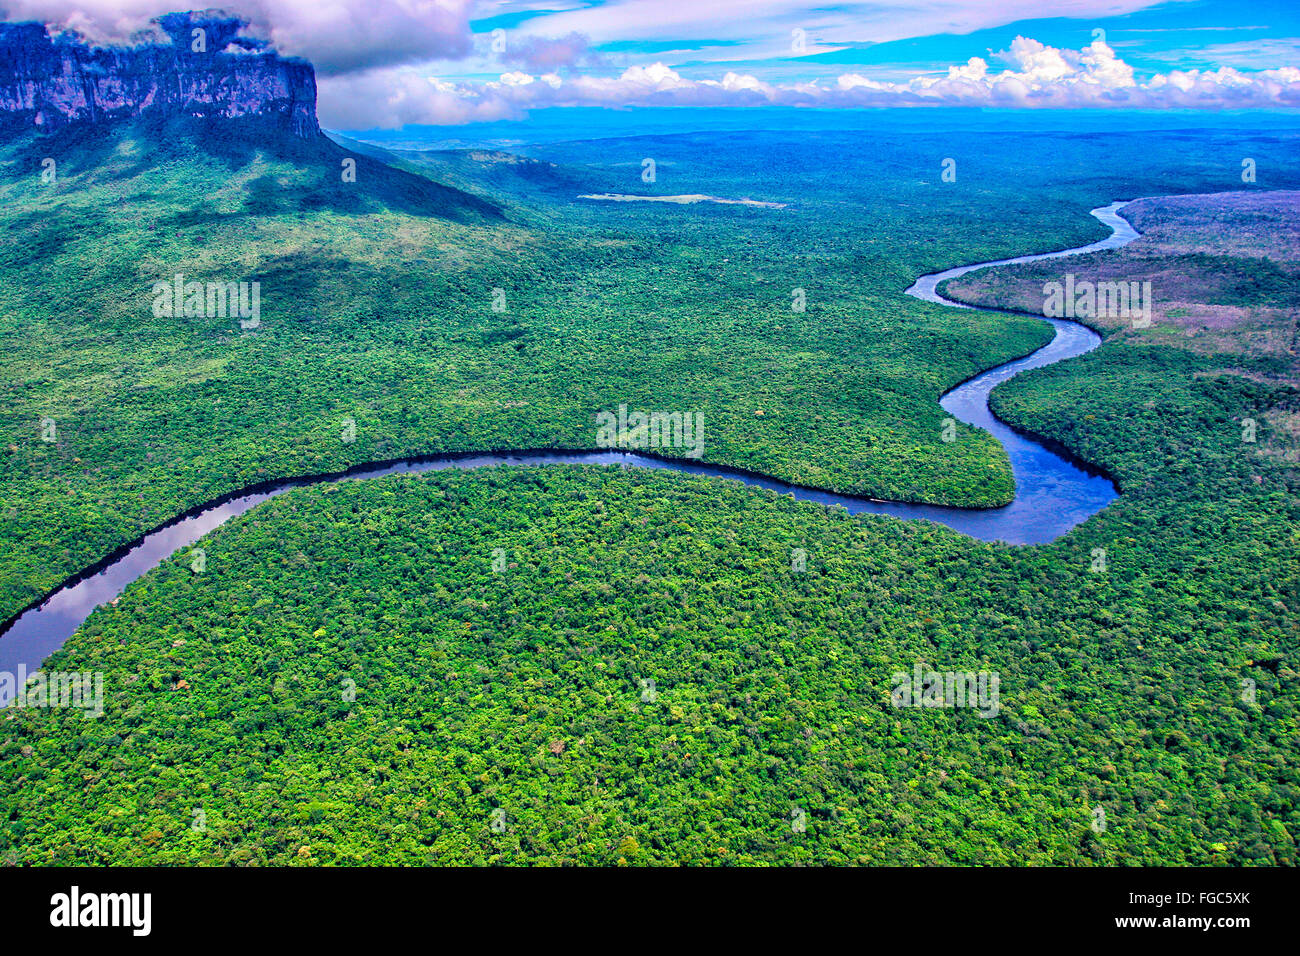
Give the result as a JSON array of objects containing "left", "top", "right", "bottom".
[{"left": 0, "top": 13, "right": 320, "bottom": 138}]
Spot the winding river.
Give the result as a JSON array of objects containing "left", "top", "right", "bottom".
[{"left": 0, "top": 201, "right": 1139, "bottom": 684}]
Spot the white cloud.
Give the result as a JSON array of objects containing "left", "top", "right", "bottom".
[
  {"left": 317, "top": 68, "right": 518, "bottom": 127},
  {"left": 2, "top": 0, "right": 476, "bottom": 74},
  {"left": 498, "top": 32, "right": 602, "bottom": 72},
  {"left": 477, "top": 0, "right": 1190, "bottom": 63},
  {"left": 319, "top": 36, "right": 1300, "bottom": 127}
]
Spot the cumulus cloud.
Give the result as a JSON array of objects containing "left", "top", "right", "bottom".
[
  {"left": 0, "top": 0, "right": 475, "bottom": 74},
  {"left": 320, "top": 37, "right": 1300, "bottom": 128},
  {"left": 318, "top": 69, "right": 519, "bottom": 128}
]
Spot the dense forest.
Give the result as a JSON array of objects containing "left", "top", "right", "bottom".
[
  {"left": 0, "top": 121, "right": 1081, "bottom": 620},
  {"left": 0, "top": 123, "right": 1297, "bottom": 865},
  {"left": 2, "top": 440, "right": 1293, "bottom": 864}
]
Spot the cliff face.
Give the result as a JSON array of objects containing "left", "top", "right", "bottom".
[{"left": 0, "top": 15, "right": 320, "bottom": 138}]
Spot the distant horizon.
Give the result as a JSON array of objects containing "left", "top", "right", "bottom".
[{"left": 340, "top": 103, "right": 1300, "bottom": 151}]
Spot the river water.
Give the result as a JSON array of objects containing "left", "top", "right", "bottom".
[{"left": 0, "top": 201, "right": 1139, "bottom": 685}]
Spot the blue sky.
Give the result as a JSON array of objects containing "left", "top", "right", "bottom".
[{"left": 463, "top": 0, "right": 1300, "bottom": 79}]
